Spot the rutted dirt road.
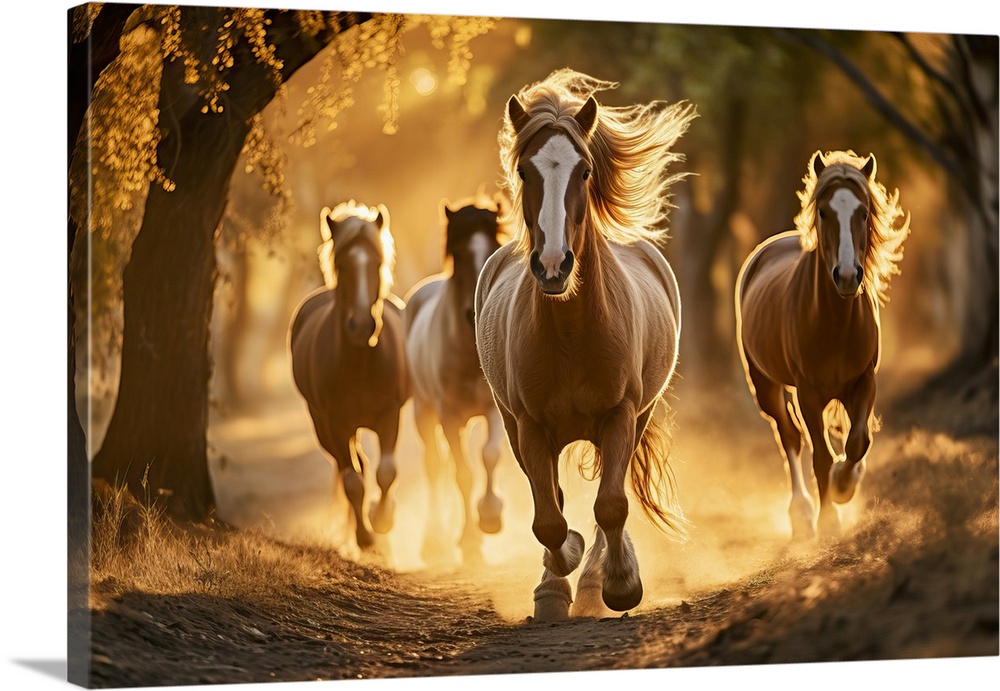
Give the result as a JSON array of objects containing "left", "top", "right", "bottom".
[{"left": 87, "top": 376, "right": 998, "bottom": 687}]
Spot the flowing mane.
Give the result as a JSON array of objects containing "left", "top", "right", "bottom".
[
  {"left": 498, "top": 69, "right": 696, "bottom": 254},
  {"left": 794, "top": 150, "right": 910, "bottom": 307},
  {"left": 317, "top": 199, "right": 396, "bottom": 302}
]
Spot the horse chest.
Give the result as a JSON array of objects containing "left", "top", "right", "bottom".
[
  {"left": 519, "top": 339, "right": 626, "bottom": 425},
  {"left": 790, "top": 316, "right": 878, "bottom": 395}
]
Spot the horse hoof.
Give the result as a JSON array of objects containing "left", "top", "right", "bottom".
[
  {"left": 542, "top": 529, "right": 585, "bottom": 577},
  {"left": 571, "top": 527, "right": 610, "bottom": 618},
  {"left": 817, "top": 506, "right": 842, "bottom": 539},
  {"left": 602, "top": 577, "right": 643, "bottom": 612},
  {"left": 533, "top": 576, "right": 572, "bottom": 622},
  {"left": 572, "top": 584, "right": 608, "bottom": 618},
  {"left": 477, "top": 494, "right": 503, "bottom": 534},
  {"left": 789, "top": 497, "right": 817, "bottom": 541},
  {"left": 478, "top": 514, "right": 502, "bottom": 534},
  {"left": 828, "top": 459, "right": 864, "bottom": 504},
  {"left": 369, "top": 501, "right": 395, "bottom": 534},
  {"left": 356, "top": 528, "right": 375, "bottom": 550}
]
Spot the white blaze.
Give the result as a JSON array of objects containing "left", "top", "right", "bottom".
[
  {"left": 346, "top": 246, "right": 370, "bottom": 310},
  {"left": 468, "top": 231, "right": 491, "bottom": 274},
  {"left": 830, "top": 188, "right": 862, "bottom": 269},
  {"left": 528, "top": 134, "right": 581, "bottom": 278}
]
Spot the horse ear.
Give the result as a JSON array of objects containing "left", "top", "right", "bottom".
[
  {"left": 320, "top": 206, "right": 334, "bottom": 242},
  {"left": 441, "top": 198, "right": 455, "bottom": 220},
  {"left": 862, "top": 154, "right": 876, "bottom": 179},
  {"left": 507, "top": 95, "right": 530, "bottom": 134},
  {"left": 812, "top": 151, "right": 826, "bottom": 177},
  {"left": 574, "top": 96, "right": 598, "bottom": 138},
  {"left": 375, "top": 204, "right": 390, "bottom": 230}
]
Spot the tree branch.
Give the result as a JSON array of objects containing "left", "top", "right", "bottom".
[{"left": 783, "top": 29, "right": 968, "bottom": 188}]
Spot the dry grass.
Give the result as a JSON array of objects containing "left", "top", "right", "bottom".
[{"left": 89, "top": 478, "right": 342, "bottom": 608}]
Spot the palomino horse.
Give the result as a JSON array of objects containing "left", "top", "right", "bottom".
[
  {"left": 405, "top": 194, "right": 508, "bottom": 564},
  {"left": 289, "top": 201, "right": 409, "bottom": 551},
  {"left": 735, "top": 151, "right": 909, "bottom": 540},
  {"left": 476, "top": 70, "right": 695, "bottom": 620}
]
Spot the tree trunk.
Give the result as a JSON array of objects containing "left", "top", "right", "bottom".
[
  {"left": 68, "top": 5, "right": 140, "bottom": 685},
  {"left": 673, "top": 84, "right": 747, "bottom": 384},
  {"left": 91, "top": 9, "right": 371, "bottom": 521}
]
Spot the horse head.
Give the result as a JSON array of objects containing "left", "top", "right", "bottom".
[
  {"left": 811, "top": 152, "right": 876, "bottom": 298},
  {"left": 507, "top": 94, "right": 597, "bottom": 298},
  {"left": 320, "top": 202, "right": 394, "bottom": 347},
  {"left": 442, "top": 195, "right": 504, "bottom": 328}
]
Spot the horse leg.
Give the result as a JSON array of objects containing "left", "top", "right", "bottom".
[
  {"left": 316, "top": 424, "right": 373, "bottom": 550},
  {"left": 829, "top": 369, "right": 876, "bottom": 504},
  {"left": 368, "top": 410, "right": 400, "bottom": 534},
  {"left": 516, "top": 414, "right": 584, "bottom": 622},
  {"left": 477, "top": 406, "right": 505, "bottom": 534},
  {"left": 341, "top": 435, "right": 374, "bottom": 550},
  {"left": 594, "top": 403, "right": 644, "bottom": 611},
  {"left": 570, "top": 526, "right": 612, "bottom": 618},
  {"left": 414, "top": 400, "right": 453, "bottom": 565},
  {"left": 748, "top": 366, "right": 815, "bottom": 541},
  {"left": 441, "top": 416, "right": 483, "bottom": 563},
  {"left": 797, "top": 392, "right": 840, "bottom": 537}
]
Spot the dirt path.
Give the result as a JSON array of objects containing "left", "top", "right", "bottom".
[{"left": 88, "top": 379, "right": 998, "bottom": 687}]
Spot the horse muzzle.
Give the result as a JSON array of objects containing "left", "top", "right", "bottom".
[
  {"left": 833, "top": 262, "right": 863, "bottom": 297},
  {"left": 345, "top": 312, "right": 377, "bottom": 346},
  {"left": 530, "top": 250, "right": 575, "bottom": 296}
]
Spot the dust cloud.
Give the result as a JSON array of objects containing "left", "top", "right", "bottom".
[{"left": 207, "top": 362, "right": 886, "bottom": 623}]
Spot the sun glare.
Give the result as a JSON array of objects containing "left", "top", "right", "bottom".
[{"left": 410, "top": 67, "right": 438, "bottom": 96}]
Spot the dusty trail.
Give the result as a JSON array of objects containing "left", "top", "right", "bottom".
[{"left": 88, "top": 376, "right": 998, "bottom": 687}]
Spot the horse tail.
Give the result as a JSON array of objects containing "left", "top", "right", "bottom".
[{"left": 630, "top": 399, "right": 688, "bottom": 540}]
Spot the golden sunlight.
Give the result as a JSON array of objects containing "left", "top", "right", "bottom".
[{"left": 409, "top": 67, "right": 438, "bottom": 96}]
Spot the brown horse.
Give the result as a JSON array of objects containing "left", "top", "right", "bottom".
[
  {"left": 404, "top": 194, "right": 508, "bottom": 565},
  {"left": 476, "top": 70, "right": 695, "bottom": 620},
  {"left": 735, "top": 151, "right": 910, "bottom": 540},
  {"left": 289, "top": 201, "right": 409, "bottom": 551}
]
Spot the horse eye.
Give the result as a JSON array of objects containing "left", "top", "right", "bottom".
[
  {"left": 818, "top": 209, "right": 827, "bottom": 220},
  {"left": 517, "top": 167, "right": 525, "bottom": 181},
  {"left": 859, "top": 208, "right": 869, "bottom": 220},
  {"left": 582, "top": 169, "right": 591, "bottom": 181}
]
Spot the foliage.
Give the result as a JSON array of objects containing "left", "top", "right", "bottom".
[{"left": 69, "top": 5, "right": 496, "bottom": 390}]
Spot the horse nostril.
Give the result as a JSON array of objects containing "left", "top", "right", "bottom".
[
  {"left": 559, "top": 251, "right": 575, "bottom": 276},
  {"left": 856, "top": 264, "right": 863, "bottom": 284},
  {"left": 529, "top": 250, "right": 544, "bottom": 279}
]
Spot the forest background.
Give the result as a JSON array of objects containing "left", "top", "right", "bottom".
[{"left": 3, "top": 1, "right": 998, "bottom": 690}]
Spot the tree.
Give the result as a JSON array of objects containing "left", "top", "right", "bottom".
[{"left": 71, "top": 6, "right": 494, "bottom": 521}]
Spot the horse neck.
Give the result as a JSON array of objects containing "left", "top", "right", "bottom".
[
  {"left": 439, "top": 274, "right": 480, "bottom": 357},
  {"left": 330, "top": 289, "right": 383, "bottom": 358},
  {"left": 800, "top": 247, "right": 872, "bottom": 328},
  {"left": 540, "top": 218, "right": 614, "bottom": 332}
]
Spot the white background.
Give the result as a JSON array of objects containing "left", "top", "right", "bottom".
[{"left": 2, "top": 1, "right": 997, "bottom": 690}]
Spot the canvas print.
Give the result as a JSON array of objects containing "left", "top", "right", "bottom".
[{"left": 67, "top": 2, "right": 999, "bottom": 688}]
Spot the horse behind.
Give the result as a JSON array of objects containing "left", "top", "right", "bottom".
[
  {"left": 404, "top": 194, "right": 507, "bottom": 565},
  {"left": 735, "top": 150, "right": 910, "bottom": 540},
  {"left": 476, "top": 70, "right": 694, "bottom": 621},
  {"left": 289, "top": 201, "right": 409, "bottom": 552}
]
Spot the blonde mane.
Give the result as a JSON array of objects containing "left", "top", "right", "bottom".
[
  {"left": 498, "top": 69, "right": 696, "bottom": 255},
  {"left": 317, "top": 199, "right": 396, "bottom": 303},
  {"left": 795, "top": 150, "right": 910, "bottom": 307}
]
